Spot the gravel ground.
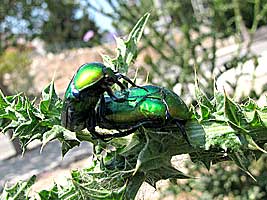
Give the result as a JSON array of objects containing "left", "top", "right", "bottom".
[
  {"left": 0, "top": 141, "right": 93, "bottom": 191},
  {"left": 29, "top": 158, "right": 91, "bottom": 197},
  {"left": 0, "top": 138, "right": 190, "bottom": 199}
]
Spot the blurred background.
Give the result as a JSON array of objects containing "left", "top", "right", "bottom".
[{"left": 1, "top": 0, "right": 267, "bottom": 199}]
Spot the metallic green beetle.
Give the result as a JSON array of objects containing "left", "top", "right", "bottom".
[
  {"left": 61, "top": 62, "right": 142, "bottom": 133},
  {"left": 96, "top": 85, "right": 191, "bottom": 143}
]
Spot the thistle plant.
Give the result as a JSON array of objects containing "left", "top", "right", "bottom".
[{"left": 1, "top": 13, "right": 267, "bottom": 200}]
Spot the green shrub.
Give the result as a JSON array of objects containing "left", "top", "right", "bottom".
[
  {"left": 92, "top": 0, "right": 267, "bottom": 100},
  {"left": 160, "top": 155, "right": 267, "bottom": 200},
  {"left": 0, "top": 47, "right": 34, "bottom": 95},
  {"left": 1, "top": 12, "right": 267, "bottom": 200}
]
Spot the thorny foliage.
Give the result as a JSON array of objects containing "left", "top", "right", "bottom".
[{"left": 1, "top": 13, "right": 267, "bottom": 200}]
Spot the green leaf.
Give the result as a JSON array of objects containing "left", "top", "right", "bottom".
[
  {"left": 102, "top": 13, "right": 150, "bottom": 74},
  {"left": 41, "top": 125, "right": 67, "bottom": 152},
  {"left": 61, "top": 140, "right": 80, "bottom": 157},
  {"left": 229, "top": 151, "right": 256, "bottom": 181},
  {"left": 39, "top": 81, "right": 62, "bottom": 117},
  {"left": 244, "top": 98, "right": 258, "bottom": 110},
  {"left": 38, "top": 184, "right": 59, "bottom": 200},
  {"left": 248, "top": 110, "right": 264, "bottom": 128},
  {"left": 203, "top": 121, "right": 241, "bottom": 151},
  {"left": 224, "top": 91, "right": 245, "bottom": 126},
  {"left": 213, "top": 85, "right": 225, "bottom": 117},
  {"left": 41, "top": 125, "right": 80, "bottom": 155},
  {"left": 0, "top": 90, "right": 9, "bottom": 109},
  {"left": 124, "top": 172, "right": 145, "bottom": 200},
  {"left": 199, "top": 104, "right": 211, "bottom": 120},
  {"left": 227, "top": 121, "right": 267, "bottom": 153},
  {"left": 190, "top": 151, "right": 212, "bottom": 170},
  {"left": 127, "top": 13, "right": 150, "bottom": 45},
  {"left": 194, "top": 74, "right": 213, "bottom": 120},
  {"left": 146, "top": 166, "right": 191, "bottom": 188},
  {"left": 1, "top": 175, "right": 36, "bottom": 200},
  {"left": 101, "top": 54, "right": 115, "bottom": 69}
]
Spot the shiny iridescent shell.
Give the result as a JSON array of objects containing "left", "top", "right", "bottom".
[
  {"left": 99, "top": 85, "right": 191, "bottom": 128},
  {"left": 64, "top": 62, "right": 105, "bottom": 99}
]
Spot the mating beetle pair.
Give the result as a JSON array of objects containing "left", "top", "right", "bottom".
[
  {"left": 61, "top": 62, "right": 140, "bottom": 132},
  {"left": 61, "top": 62, "right": 191, "bottom": 143}
]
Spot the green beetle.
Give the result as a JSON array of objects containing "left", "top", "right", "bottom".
[
  {"left": 96, "top": 85, "right": 191, "bottom": 143},
  {"left": 61, "top": 62, "right": 143, "bottom": 133}
]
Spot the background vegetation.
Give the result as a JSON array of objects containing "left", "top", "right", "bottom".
[
  {"left": 1, "top": 0, "right": 267, "bottom": 199},
  {"left": 88, "top": 0, "right": 267, "bottom": 100},
  {"left": 0, "top": 0, "right": 102, "bottom": 52},
  {"left": 98, "top": 1, "right": 267, "bottom": 199}
]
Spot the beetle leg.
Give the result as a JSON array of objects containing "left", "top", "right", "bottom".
[
  {"left": 98, "top": 127, "right": 139, "bottom": 139},
  {"left": 61, "top": 106, "right": 68, "bottom": 129},
  {"left": 162, "top": 98, "right": 171, "bottom": 120},
  {"left": 111, "top": 120, "right": 160, "bottom": 138},
  {"left": 174, "top": 120, "right": 191, "bottom": 146},
  {"left": 105, "top": 86, "right": 126, "bottom": 102},
  {"left": 98, "top": 95, "right": 105, "bottom": 118},
  {"left": 89, "top": 127, "right": 139, "bottom": 140},
  {"left": 112, "top": 126, "right": 140, "bottom": 138},
  {"left": 114, "top": 79, "right": 127, "bottom": 90},
  {"left": 89, "top": 129, "right": 113, "bottom": 141},
  {"left": 161, "top": 95, "right": 191, "bottom": 146},
  {"left": 86, "top": 109, "right": 101, "bottom": 139},
  {"left": 117, "top": 74, "right": 148, "bottom": 91},
  {"left": 86, "top": 119, "right": 113, "bottom": 141}
]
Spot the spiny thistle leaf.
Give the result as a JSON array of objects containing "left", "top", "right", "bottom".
[
  {"left": 228, "top": 151, "right": 256, "bottom": 181},
  {"left": 0, "top": 82, "right": 80, "bottom": 156},
  {"left": 194, "top": 75, "right": 213, "bottom": 120},
  {"left": 212, "top": 84, "right": 225, "bottom": 120},
  {"left": 248, "top": 110, "right": 265, "bottom": 127},
  {"left": 203, "top": 121, "right": 242, "bottom": 151},
  {"left": 41, "top": 125, "right": 79, "bottom": 153},
  {"left": 102, "top": 13, "right": 150, "bottom": 74},
  {"left": 192, "top": 76, "right": 267, "bottom": 176},
  {"left": 222, "top": 92, "right": 267, "bottom": 153},
  {"left": 38, "top": 184, "right": 59, "bottom": 200},
  {"left": 0, "top": 175, "right": 36, "bottom": 200},
  {"left": 224, "top": 91, "right": 246, "bottom": 126},
  {"left": 40, "top": 81, "right": 62, "bottom": 118},
  {"left": 2, "top": 12, "right": 267, "bottom": 200}
]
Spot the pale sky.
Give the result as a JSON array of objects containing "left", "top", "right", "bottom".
[{"left": 88, "top": 0, "right": 116, "bottom": 32}]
